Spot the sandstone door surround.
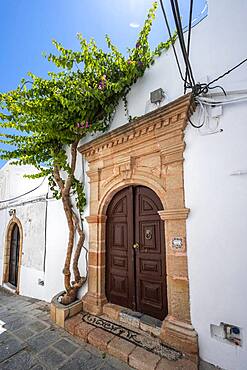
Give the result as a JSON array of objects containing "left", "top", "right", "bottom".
[
  {"left": 2, "top": 214, "right": 23, "bottom": 294},
  {"left": 78, "top": 94, "right": 198, "bottom": 359}
]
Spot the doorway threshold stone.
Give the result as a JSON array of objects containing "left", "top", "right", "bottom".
[
  {"left": 103, "top": 303, "right": 162, "bottom": 337},
  {"left": 2, "top": 283, "right": 17, "bottom": 294}
]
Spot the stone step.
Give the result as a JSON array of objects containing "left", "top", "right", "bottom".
[
  {"left": 103, "top": 303, "right": 163, "bottom": 338},
  {"left": 65, "top": 312, "right": 198, "bottom": 370}
]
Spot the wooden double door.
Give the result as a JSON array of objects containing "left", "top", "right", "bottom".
[
  {"left": 106, "top": 186, "right": 167, "bottom": 320},
  {"left": 8, "top": 224, "right": 20, "bottom": 287}
]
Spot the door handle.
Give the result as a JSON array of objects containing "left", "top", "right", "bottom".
[{"left": 133, "top": 243, "right": 140, "bottom": 249}]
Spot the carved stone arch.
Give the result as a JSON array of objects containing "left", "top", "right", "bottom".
[
  {"left": 79, "top": 94, "right": 198, "bottom": 360},
  {"left": 2, "top": 214, "right": 23, "bottom": 294},
  {"left": 98, "top": 175, "right": 167, "bottom": 217}
]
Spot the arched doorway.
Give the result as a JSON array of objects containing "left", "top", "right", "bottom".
[
  {"left": 8, "top": 223, "right": 20, "bottom": 287},
  {"left": 106, "top": 185, "right": 168, "bottom": 320},
  {"left": 3, "top": 216, "right": 23, "bottom": 293}
]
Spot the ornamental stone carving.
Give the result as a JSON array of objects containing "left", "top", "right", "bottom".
[{"left": 78, "top": 93, "right": 198, "bottom": 362}]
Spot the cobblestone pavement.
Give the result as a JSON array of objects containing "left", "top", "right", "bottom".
[{"left": 0, "top": 288, "right": 133, "bottom": 370}]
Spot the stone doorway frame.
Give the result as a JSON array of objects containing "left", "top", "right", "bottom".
[
  {"left": 2, "top": 214, "right": 23, "bottom": 294},
  {"left": 78, "top": 94, "right": 198, "bottom": 359}
]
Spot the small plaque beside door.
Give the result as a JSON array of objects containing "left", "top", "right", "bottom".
[{"left": 172, "top": 237, "right": 183, "bottom": 250}]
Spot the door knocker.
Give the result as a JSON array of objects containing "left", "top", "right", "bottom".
[{"left": 145, "top": 229, "right": 152, "bottom": 240}]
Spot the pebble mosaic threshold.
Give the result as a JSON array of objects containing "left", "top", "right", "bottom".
[{"left": 65, "top": 312, "right": 198, "bottom": 370}]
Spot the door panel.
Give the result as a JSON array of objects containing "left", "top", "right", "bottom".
[
  {"left": 106, "top": 186, "right": 167, "bottom": 320},
  {"left": 106, "top": 187, "right": 134, "bottom": 308},
  {"left": 9, "top": 224, "right": 20, "bottom": 287},
  {"left": 135, "top": 186, "right": 167, "bottom": 320}
]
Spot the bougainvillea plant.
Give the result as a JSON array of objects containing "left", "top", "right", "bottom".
[{"left": 0, "top": 2, "right": 175, "bottom": 304}]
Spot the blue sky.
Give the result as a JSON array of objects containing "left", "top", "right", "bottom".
[{"left": 0, "top": 0, "right": 207, "bottom": 168}]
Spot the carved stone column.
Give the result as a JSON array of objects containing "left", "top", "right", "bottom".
[
  {"left": 82, "top": 215, "right": 108, "bottom": 315},
  {"left": 158, "top": 209, "right": 198, "bottom": 361}
]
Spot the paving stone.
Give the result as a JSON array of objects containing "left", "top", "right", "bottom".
[
  {"left": 29, "top": 308, "right": 44, "bottom": 316},
  {"left": 129, "top": 347, "right": 160, "bottom": 370},
  {"left": 0, "top": 331, "right": 14, "bottom": 344},
  {"left": 0, "top": 289, "right": 133, "bottom": 370},
  {"left": 4, "top": 317, "right": 31, "bottom": 331},
  {"left": 0, "top": 349, "right": 36, "bottom": 369},
  {"left": 59, "top": 350, "right": 92, "bottom": 370},
  {"left": 26, "top": 329, "right": 61, "bottom": 352},
  {"left": 0, "top": 337, "right": 25, "bottom": 362},
  {"left": 85, "top": 342, "right": 104, "bottom": 358},
  {"left": 0, "top": 312, "right": 24, "bottom": 324},
  {"left": 36, "top": 313, "right": 52, "bottom": 323},
  {"left": 31, "top": 365, "right": 48, "bottom": 370},
  {"left": 15, "top": 301, "right": 34, "bottom": 309},
  {"left": 74, "top": 321, "right": 95, "bottom": 342},
  {"left": 156, "top": 357, "right": 198, "bottom": 370},
  {"left": 28, "top": 320, "right": 49, "bottom": 332},
  {"left": 107, "top": 336, "right": 136, "bottom": 362},
  {"left": 104, "top": 354, "right": 135, "bottom": 370},
  {"left": 21, "top": 304, "right": 38, "bottom": 312},
  {"left": 14, "top": 326, "right": 36, "bottom": 340},
  {"left": 52, "top": 338, "right": 79, "bottom": 356},
  {"left": 37, "top": 347, "right": 67, "bottom": 367},
  {"left": 88, "top": 327, "right": 114, "bottom": 352}
]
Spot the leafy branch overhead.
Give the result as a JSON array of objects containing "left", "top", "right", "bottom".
[
  {"left": 0, "top": 2, "right": 175, "bottom": 304},
  {"left": 0, "top": 2, "right": 174, "bottom": 214}
]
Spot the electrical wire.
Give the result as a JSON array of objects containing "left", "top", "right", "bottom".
[
  {"left": 159, "top": 0, "right": 186, "bottom": 83},
  {"left": 184, "top": 0, "right": 194, "bottom": 93},
  {"left": 188, "top": 92, "right": 247, "bottom": 130},
  {"left": 170, "top": 0, "right": 195, "bottom": 87},
  {"left": 207, "top": 58, "right": 247, "bottom": 89},
  {"left": 198, "top": 95, "right": 247, "bottom": 105},
  {"left": 0, "top": 176, "right": 47, "bottom": 204},
  {"left": 160, "top": 0, "right": 247, "bottom": 109}
]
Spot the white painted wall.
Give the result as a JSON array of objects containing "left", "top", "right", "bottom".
[
  {"left": 80, "top": 1, "right": 247, "bottom": 369},
  {"left": 0, "top": 159, "right": 89, "bottom": 303},
  {"left": 0, "top": 163, "right": 49, "bottom": 300},
  {"left": 0, "top": 1, "right": 246, "bottom": 368}
]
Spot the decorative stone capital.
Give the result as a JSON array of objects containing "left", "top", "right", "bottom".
[{"left": 158, "top": 208, "right": 190, "bottom": 221}]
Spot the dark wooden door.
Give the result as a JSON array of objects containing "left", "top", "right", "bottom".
[
  {"left": 9, "top": 224, "right": 20, "bottom": 287},
  {"left": 106, "top": 186, "right": 167, "bottom": 320}
]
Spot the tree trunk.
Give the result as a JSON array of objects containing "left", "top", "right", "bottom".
[{"left": 53, "top": 140, "right": 86, "bottom": 305}]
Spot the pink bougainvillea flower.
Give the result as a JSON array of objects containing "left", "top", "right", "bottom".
[
  {"left": 136, "top": 41, "right": 141, "bottom": 48},
  {"left": 85, "top": 121, "right": 89, "bottom": 128}
]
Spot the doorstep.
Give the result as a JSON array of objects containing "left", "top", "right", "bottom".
[
  {"left": 103, "top": 303, "right": 163, "bottom": 337},
  {"left": 65, "top": 312, "right": 198, "bottom": 370}
]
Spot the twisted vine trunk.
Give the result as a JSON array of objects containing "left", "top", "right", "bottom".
[{"left": 53, "top": 140, "right": 86, "bottom": 305}]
